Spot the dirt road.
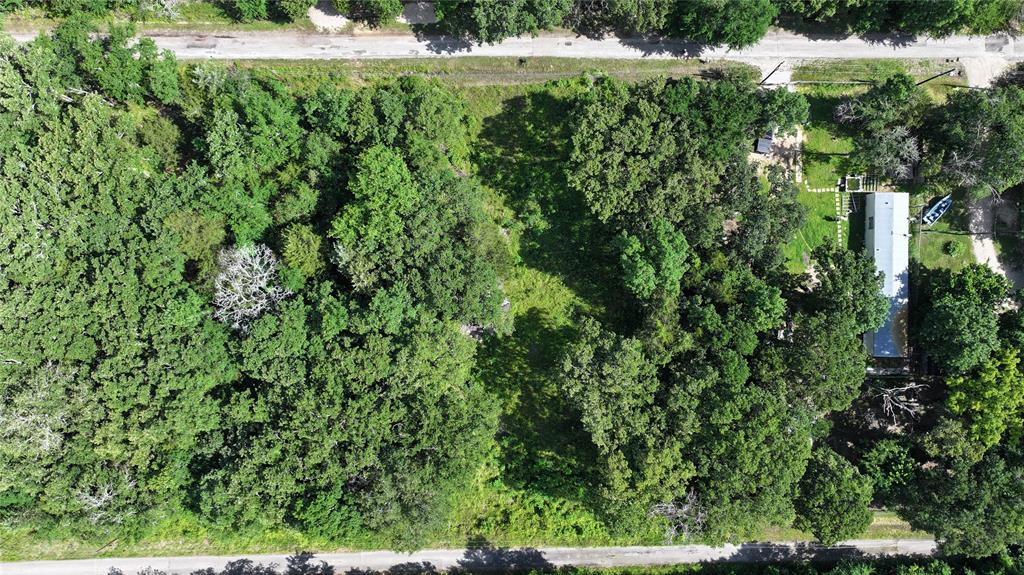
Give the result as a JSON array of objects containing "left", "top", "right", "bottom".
[
  {"left": 5, "top": 29, "right": 1019, "bottom": 87},
  {"left": 0, "top": 540, "right": 939, "bottom": 575}
]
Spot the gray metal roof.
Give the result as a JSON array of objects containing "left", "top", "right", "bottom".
[{"left": 864, "top": 192, "right": 909, "bottom": 358}]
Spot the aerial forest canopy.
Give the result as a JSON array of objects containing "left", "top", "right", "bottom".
[{"left": 2, "top": 20, "right": 1024, "bottom": 559}]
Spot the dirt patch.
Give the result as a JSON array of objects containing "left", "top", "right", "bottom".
[
  {"left": 962, "top": 56, "right": 1011, "bottom": 88},
  {"left": 398, "top": 1, "right": 436, "bottom": 24},
  {"left": 308, "top": 0, "right": 349, "bottom": 31},
  {"left": 968, "top": 195, "right": 1024, "bottom": 288},
  {"left": 749, "top": 126, "right": 804, "bottom": 182}
]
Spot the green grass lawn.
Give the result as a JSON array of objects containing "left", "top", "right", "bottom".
[
  {"left": 910, "top": 188, "right": 975, "bottom": 272},
  {"left": 762, "top": 510, "right": 931, "bottom": 541},
  {"left": 208, "top": 58, "right": 752, "bottom": 93},
  {"left": 783, "top": 191, "right": 847, "bottom": 273},
  {"left": 444, "top": 80, "right": 664, "bottom": 548},
  {"left": 791, "top": 60, "right": 972, "bottom": 274},
  {"left": 796, "top": 82, "right": 860, "bottom": 192},
  {"left": 1, "top": 506, "right": 926, "bottom": 561},
  {"left": 801, "top": 95, "right": 855, "bottom": 190}
]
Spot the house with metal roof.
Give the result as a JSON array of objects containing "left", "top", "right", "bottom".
[{"left": 864, "top": 192, "right": 909, "bottom": 358}]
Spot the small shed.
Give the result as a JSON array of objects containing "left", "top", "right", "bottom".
[
  {"left": 864, "top": 192, "right": 910, "bottom": 358},
  {"left": 755, "top": 134, "right": 774, "bottom": 155}
]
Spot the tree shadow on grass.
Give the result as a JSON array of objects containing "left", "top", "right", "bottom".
[
  {"left": 472, "top": 86, "right": 634, "bottom": 511},
  {"left": 474, "top": 89, "right": 632, "bottom": 328},
  {"left": 802, "top": 93, "right": 858, "bottom": 182},
  {"left": 474, "top": 307, "right": 599, "bottom": 502}
]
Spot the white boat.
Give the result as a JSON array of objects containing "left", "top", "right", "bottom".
[{"left": 922, "top": 194, "right": 953, "bottom": 225}]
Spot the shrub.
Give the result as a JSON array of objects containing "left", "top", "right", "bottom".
[
  {"left": 274, "top": 0, "right": 314, "bottom": 20},
  {"left": 944, "top": 240, "right": 966, "bottom": 257},
  {"left": 226, "top": 0, "right": 269, "bottom": 21},
  {"left": 860, "top": 439, "right": 914, "bottom": 502}
]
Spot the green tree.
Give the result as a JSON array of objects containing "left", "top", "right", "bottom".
[
  {"left": 435, "top": 0, "right": 572, "bottom": 43},
  {"left": 901, "top": 442, "right": 1024, "bottom": 556},
  {"left": 795, "top": 447, "right": 874, "bottom": 545},
  {"left": 805, "top": 244, "right": 888, "bottom": 334},
  {"left": 281, "top": 223, "right": 325, "bottom": 279},
  {"left": 274, "top": 0, "right": 314, "bottom": 20},
  {"left": 615, "top": 218, "right": 692, "bottom": 301},
  {"left": 929, "top": 84, "right": 1024, "bottom": 196},
  {"left": 946, "top": 346, "right": 1024, "bottom": 450},
  {"left": 772, "top": 312, "right": 872, "bottom": 413},
  {"left": 760, "top": 87, "right": 810, "bottom": 135},
  {"left": 919, "top": 265, "right": 1009, "bottom": 374},
  {"left": 921, "top": 294, "right": 1000, "bottom": 373},
  {"left": 560, "top": 317, "right": 685, "bottom": 503},
  {"left": 860, "top": 439, "right": 914, "bottom": 503},
  {"left": 50, "top": 18, "right": 179, "bottom": 104},
  {"left": 837, "top": 74, "right": 929, "bottom": 181},
  {"left": 199, "top": 291, "right": 496, "bottom": 549},
  {"left": 604, "top": 0, "right": 673, "bottom": 33},
  {"left": 670, "top": 0, "right": 778, "bottom": 48},
  {"left": 0, "top": 86, "right": 236, "bottom": 524},
  {"left": 330, "top": 145, "right": 507, "bottom": 330},
  {"left": 729, "top": 164, "right": 807, "bottom": 270},
  {"left": 335, "top": 0, "right": 404, "bottom": 25},
  {"left": 226, "top": 0, "right": 269, "bottom": 21}
]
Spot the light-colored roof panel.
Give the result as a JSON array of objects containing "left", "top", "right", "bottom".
[{"left": 864, "top": 192, "right": 909, "bottom": 358}]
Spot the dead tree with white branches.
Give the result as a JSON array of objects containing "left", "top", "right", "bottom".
[
  {"left": 869, "top": 380, "right": 928, "bottom": 426},
  {"left": 75, "top": 468, "right": 137, "bottom": 525},
  {"left": 213, "top": 244, "right": 292, "bottom": 331},
  {"left": 650, "top": 489, "right": 706, "bottom": 543}
]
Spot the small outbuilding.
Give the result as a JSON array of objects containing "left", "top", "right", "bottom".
[
  {"left": 864, "top": 192, "right": 909, "bottom": 358},
  {"left": 755, "top": 134, "right": 774, "bottom": 155}
]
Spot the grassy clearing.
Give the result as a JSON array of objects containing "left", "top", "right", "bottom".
[
  {"left": 783, "top": 191, "right": 846, "bottom": 273},
  {"left": 0, "top": 508, "right": 925, "bottom": 561},
  {"left": 800, "top": 89, "right": 856, "bottom": 190},
  {"left": 762, "top": 510, "right": 929, "bottom": 542},
  {"left": 445, "top": 80, "right": 661, "bottom": 548},
  {"left": 910, "top": 188, "right": 975, "bottom": 272}
]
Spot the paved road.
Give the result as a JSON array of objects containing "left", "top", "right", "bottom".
[{"left": 0, "top": 540, "right": 938, "bottom": 575}]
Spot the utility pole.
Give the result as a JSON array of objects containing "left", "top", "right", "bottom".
[
  {"left": 915, "top": 68, "right": 957, "bottom": 86},
  {"left": 760, "top": 61, "right": 785, "bottom": 85}
]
